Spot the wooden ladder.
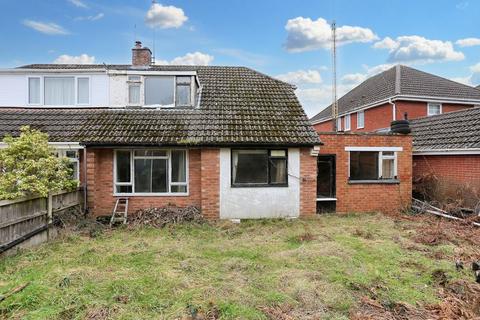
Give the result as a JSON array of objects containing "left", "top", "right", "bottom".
[{"left": 110, "top": 198, "right": 129, "bottom": 227}]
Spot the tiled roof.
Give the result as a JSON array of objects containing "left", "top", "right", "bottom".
[
  {"left": 0, "top": 65, "right": 321, "bottom": 146},
  {"left": 411, "top": 107, "right": 480, "bottom": 151},
  {"left": 311, "top": 65, "right": 480, "bottom": 123}
]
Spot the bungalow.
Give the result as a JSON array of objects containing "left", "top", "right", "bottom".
[
  {"left": 0, "top": 43, "right": 412, "bottom": 218},
  {"left": 411, "top": 107, "right": 480, "bottom": 192},
  {"left": 311, "top": 65, "right": 480, "bottom": 132}
]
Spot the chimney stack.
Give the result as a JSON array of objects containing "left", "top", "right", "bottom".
[{"left": 132, "top": 41, "right": 152, "bottom": 67}]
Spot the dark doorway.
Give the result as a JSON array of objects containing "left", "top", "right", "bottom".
[
  {"left": 317, "top": 155, "right": 336, "bottom": 198},
  {"left": 317, "top": 155, "right": 336, "bottom": 213}
]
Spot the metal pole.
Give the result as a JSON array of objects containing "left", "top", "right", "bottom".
[{"left": 331, "top": 21, "right": 338, "bottom": 132}]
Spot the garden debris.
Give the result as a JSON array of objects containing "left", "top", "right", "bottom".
[
  {"left": 85, "top": 306, "right": 117, "bottom": 320},
  {"left": 115, "top": 295, "right": 129, "bottom": 304},
  {"left": 128, "top": 205, "right": 203, "bottom": 228},
  {"left": 412, "top": 198, "right": 480, "bottom": 227},
  {"left": 0, "top": 282, "right": 30, "bottom": 303},
  {"left": 351, "top": 280, "right": 480, "bottom": 320},
  {"left": 455, "top": 259, "right": 464, "bottom": 271}
]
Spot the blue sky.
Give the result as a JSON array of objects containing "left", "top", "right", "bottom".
[{"left": 1, "top": 0, "right": 479, "bottom": 116}]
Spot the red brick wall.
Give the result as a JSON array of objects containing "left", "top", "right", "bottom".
[
  {"left": 200, "top": 148, "right": 220, "bottom": 219},
  {"left": 84, "top": 148, "right": 202, "bottom": 217},
  {"left": 318, "top": 133, "right": 412, "bottom": 214},
  {"left": 313, "top": 101, "right": 473, "bottom": 133},
  {"left": 300, "top": 147, "right": 317, "bottom": 217},
  {"left": 413, "top": 154, "right": 480, "bottom": 187}
]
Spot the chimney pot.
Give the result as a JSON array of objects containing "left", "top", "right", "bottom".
[{"left": 132, "top": 41, "right": 152, "bottom": 67}]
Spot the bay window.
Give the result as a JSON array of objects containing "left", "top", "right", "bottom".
[
  {"left": 114, "top": 149, "right": 188, "bottom": 195},
  {"left": 232, "top": 149, "right": 288, "bottom": 187},
  {"left": 348, "top": 148, "right": 400, "bottom": 182}
]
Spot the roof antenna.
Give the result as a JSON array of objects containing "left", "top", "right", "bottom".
[
  {"left": 151, "top": 0, "right": 157, "bottom": 65},
  {"left": 331, "top": 20, "right": 338, "bottom": 132}
]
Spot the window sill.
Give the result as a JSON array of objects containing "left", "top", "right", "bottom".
[
  {"left": 348, "top": 179, "right": 400, "bottom": 185},
  {"left": 113, "top": 193, "right": 189, "bottom": 197},
  {"left": 231, "top": 184, "right": 289, "bottom": 188}
]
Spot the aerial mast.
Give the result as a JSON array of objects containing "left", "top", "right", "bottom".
[{"left": 331, "top": 21, "right": 338, "bottom": 132}]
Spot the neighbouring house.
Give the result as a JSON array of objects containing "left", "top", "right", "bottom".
[
  {"left": 0, "top": 43, "right": 413, "bottom": 218},
  {"left": 310, "top": 65, "right": 480, "bottom": 132},
  {"left": 0, "top": 42, "right": 322, "bottom": 219},
  {"left": 411, "top": 108, "right": 480, "bottom": 196}
]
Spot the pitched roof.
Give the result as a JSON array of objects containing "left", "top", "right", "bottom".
[
  {"left": 311, "top": 65, "right": 480, "bottom": 123},
  {"left": 410, "top": 107, "right": 480, "bottom": 151},
  {"left": 0, "top": 65, "right": 321, "bottom": 146}
]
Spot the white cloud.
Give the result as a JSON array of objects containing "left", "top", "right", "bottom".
[
  {"left": 68, "top": 0, "right": 88, "bottom": 8},
  {"left": 373, "top": 35, "right": 464, "bottom": 63},
  {"left": 156, "top": 52, "right": 213, "bottom": 66},
  {"left": 22, "top": 20, "right": 69, "bottom": 35},
  {"left": 74, "top": 13, "right": 104, "bottom": 21},
  {"left": 53, "top": 54, "right": 95, "bottom": 64},
  {"left": 471, "top": 62, "right": 480, "bottom": 73},
  {"left": 341, "top": 73, "right": 366, "bottom": 85},
  {"left": 340, "top": 63, "right": 394, "bottom": 87},
  {"left": 284, "top": 17, "right": 377, "bottom": 52},
  {"left": 456, "top": 37, "right": 480, "bottom": 47},
  {"left": 296, "top": 84, "right": 354, "bottom": 117},
  {"left": 145, "top": 3, "right": 187, "bottom": 29},
  {"left": 275, "top": 69, "right": 322, "bottom": 85}
]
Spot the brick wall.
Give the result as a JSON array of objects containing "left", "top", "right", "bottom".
[
  {"left": 319, "top": 133, "right": 412, "bottom": 214},
  {"left": 84, "top": 148, "right": 203, "bottom": 217},
  {"left": 413, "top": 154, "right": 480, "bottom": 188},
  {"left": 200, "top": 148, "right": 220, "bottom": 219},
  {"left": 300, "top": 147, "right": 317, "bottom": 217},
  {"left": 313, "top": 101, "right": 473, "bottom": 133}
]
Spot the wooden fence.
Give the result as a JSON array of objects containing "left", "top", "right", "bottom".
[{"left": 0, "top": 188, "right": 84, "bottom": 254}]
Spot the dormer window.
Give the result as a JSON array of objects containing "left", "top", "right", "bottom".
[
  {"left": 144, "top": 75, "right": 195, "bottom": 108},
  {"left": 27, "top": 76, "right": 90, "bottom": 106}
]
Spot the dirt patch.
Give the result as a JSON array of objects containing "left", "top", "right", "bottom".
[
  {"left": 128, "top": 206, "right": 203, "bottom": 228},
  {"left": 260, "top": 303, "right": 326, "bottom": 320},
  {"left": 85, "top": 306, "right": 117, "bottom": 320}
]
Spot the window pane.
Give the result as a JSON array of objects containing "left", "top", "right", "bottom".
[
  {"left": 350, "top": 151, "right": 378, "bottom": 180},
  {"left": 270, "top": 150, "right": 286, "bottom": 157},
  {"left": 171, "top": 150, "right": 186, "bottom": 182},
  {"left": 428, "top": 104, "right": 441, "bottom": 115},
  {"left": 345, "top": 115, "right": 351, "bottom": 130},
  {"left": 232, "top": 150, "right": 268, "bottom": 184},
  {"left": 44, "top": 77, "right": 75, "bottom": 105},
  {"left": 116, "top": 185, "right": 132, "bottom": 193},
  {"left": 77, "top": 78, "right": 89, "bottom": 104},
  {"left": 176, "top": 76, "right": 191, "bottom": 84},
  {"left": 116, "top": 151, "right": 131, "bottom": 183},
  {"left": 128, "top": 76, "right": 141, "bottom": 81},
  {"left": 358, "top": 111, "right": 364, "bottom": 128},
  {"left": 134, "top": 158, "right": 168, "bottom": 193},
  {"left": 176, "top": 84, "right": 191, "bottom": 106},
  {"left": 134, "top": 150, "right": 167, "bottom": 157},
  {"left": 67, "top": 161, "right": 79, "bottom": 180},
  {"left": 144, "top": 76, "right": 174, "bottom": 106},
  {"left": 129, "top": 85, "right": 140, "bottom": 104},
  {"left": 269, "top": 158, "right": 287, "bottom": 184},
  {"left": 171, "top": 185, "right": 187, "bottom": 193},
  {"left": 337, "top": 117, "right": 342, "bottom": 130},
  {"left": 382, "top": 158, "right": 395, "bottom": 179},
  {"left": 151, "top": 159, "right": 168, "bottom": 192},
  {"left": 28, "top": 78, "right": 40, "bottom": 104}
]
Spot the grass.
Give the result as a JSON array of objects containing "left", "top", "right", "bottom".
[{"left": 0, "top": 213, "right": 471, "bottom": 319}]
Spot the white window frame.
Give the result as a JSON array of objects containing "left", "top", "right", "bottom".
[
  {"left": 346, "top": 147, "right": 401, "bottom": 181},
  {"left": 76, "top": 76, "right": 91, "bottom": 105},
  {"left": 56, "top": 149, "right": 80, "bottom": 181},
  {"left": 143, "top": 75, "right": 195, "bottom": 108},
  {"left": 127, "top": 75, "right": 142, "bottom": 106},
  {"left": 337, "top": 117, "right": 342, "bottom": 131},
  {"left": 427, "top": 103, "right": 442, "bottom": 116},
  {"left": 27, "top": 76, "right": 42, "bottom": 106},
  {"left": 113, "top": 149, "right": 189, "bottom": 196},
  {"left": 27, "top": 75, "right": 91, "bottom": 106},
  {"left": 357, "top": 110, "right": 365, "bottom": 129},
  {"left": 344, "top": 114, "right": 351, "bottom": 131}
]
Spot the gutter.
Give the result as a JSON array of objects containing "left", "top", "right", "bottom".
[{"left": 413, "top": 148, "right": 480, "bottom": 156}]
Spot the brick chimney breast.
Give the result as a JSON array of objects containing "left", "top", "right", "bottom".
[{"left": 132, "top": 41, "right": 152, "bottom": 67}]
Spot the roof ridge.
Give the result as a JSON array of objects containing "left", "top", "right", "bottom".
[{"left": 395, "top": 64, "right": 401, "bottom": 94}]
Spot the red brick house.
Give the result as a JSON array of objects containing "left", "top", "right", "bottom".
[
  {"left": 311, "top": 65, "right": 480, "bottom": 132},
  {"left": 0, "top": 43, "right": 414, "bottom": 218},
  {"left": 0, "top": 43, "right": 323, "bottom": 220},
  {"left": 410, "top": 108, "right": 480, "bottom": 192}
]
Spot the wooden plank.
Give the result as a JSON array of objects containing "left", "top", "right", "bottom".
[{"left": 0, "top": 211, "right": 47, "bottom": 229}]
